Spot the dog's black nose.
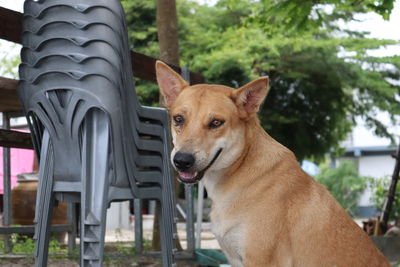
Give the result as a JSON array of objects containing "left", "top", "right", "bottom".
[{"left": 173, "top": 152, "right": 195, "bottom": 171}]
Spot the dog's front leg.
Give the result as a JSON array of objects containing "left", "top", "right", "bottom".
[
  {"left": 218, "top": 241, "right": 244, "bottom": 267},
  {"left": 243, "top": 246, "right": 293, "bottom": 267},
  {"left": 243, "top": 257, "right": 284, "bottom": 267}
]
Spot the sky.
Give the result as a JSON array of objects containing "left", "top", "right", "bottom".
[
  {"left": 0, "top": 0, "right": 23, "bottom": 11},
  {"left": 0, "top": 0, "right": 399, "bottom": 147},
  {"left": 346, "top": 3, "right": 400, "bottom": 147}
]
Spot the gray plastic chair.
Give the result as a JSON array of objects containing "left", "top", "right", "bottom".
[{"left": 18, "top": 0, "right": 177, "bottom": 266}]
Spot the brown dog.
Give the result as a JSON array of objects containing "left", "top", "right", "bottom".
[{"left": 156, "top": 61, "right": 389, "bottom": 266}]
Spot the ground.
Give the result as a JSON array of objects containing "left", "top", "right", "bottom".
[
  {"left": 0, "top": 214, "right": 218, "bottom": 266},
  {"left": 0, "top": 254, "right": 196, "bottom": 266},
  {"left": 1, "top": 216, "right": 397, "bottom": 266}
]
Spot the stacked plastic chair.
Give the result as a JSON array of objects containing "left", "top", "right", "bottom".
[{"left": 18, "top": 0, "right": 177, "bottom": 266}]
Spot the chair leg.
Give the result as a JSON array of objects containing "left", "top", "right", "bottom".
[
  {"left": 67, "top": 202, "right": 78, "bottom": 253},
  {"left": 80, "top": 110, "right": 110, "bottom": 267},
  {"left": 134, "top": 199, "right": 143, "bottom": 255},
  {"left": 159, "top": 198, "right": 176, "bottom": 267},
  {"left": 34, "top": 131, "right": 56, "bottom": 267}
]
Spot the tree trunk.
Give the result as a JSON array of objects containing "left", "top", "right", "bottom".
[
  {"left": 152, "top": 0, "right": 182, "bottom": 251},
  {"left": 156, "top": 0, "right": 180, "bottom": 66}
]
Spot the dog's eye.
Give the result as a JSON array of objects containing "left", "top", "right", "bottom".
[
  {"left": 173, "top": 115, "right": 184, "bottom": 126},
  {"left": 209, "top": 119, "right": 224, "bottom": 129}
]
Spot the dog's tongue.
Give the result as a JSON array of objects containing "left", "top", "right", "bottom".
[{"left": 178, "top": 171, "right": 198, "bottom": 181}]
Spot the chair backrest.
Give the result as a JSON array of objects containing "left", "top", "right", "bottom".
[{"left": 18, "top": 0, "right": 165, "bottom": 191}]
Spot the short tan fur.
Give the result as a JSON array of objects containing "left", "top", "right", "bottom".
[{"left": 156, "top": 61, "right": 389, "bottom": 267}]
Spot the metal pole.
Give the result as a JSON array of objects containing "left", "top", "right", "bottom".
[
  {"left": 2, "top": 112, "right": 12, "bottom": 252},
  {"left": 195, "top": 181, "right": 204, "bottom": 249},
  {"left": 184, "top": 185, "right": 195, "bottom": 253},
  {"left": 181, "top": 66, "right": 196, "bottom": 254}
]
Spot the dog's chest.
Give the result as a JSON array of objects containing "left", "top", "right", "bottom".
[{"left": 211, "top": 207, "right": 245, "bottom": 266}]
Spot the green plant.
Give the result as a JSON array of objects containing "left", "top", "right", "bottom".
[
  {"left": 48, "top": 238, "right": 66, "bottom": 254},
  {"left": 114, "top": 241, "right": 134, "bottom": 256},
  {"left": 0, "top": 236, "right": 5, "bottom": 252},
  {"left": 0, "top": 43, "right": 21, "bottom": 79},
  {"left": 11, "top": 235, "right": 35, "bottom": 254},
  {"left": 370, "top": 176, "right": 400, "bottom": 223},
  {"left": 143, "top": 239, "right": 152, "bottom": 251},
  {"left": 0, "top": 233, "right": 66, "bottom": 255},
  {"left": 315, "top": 161, "right": 369, "bottom": 216}
]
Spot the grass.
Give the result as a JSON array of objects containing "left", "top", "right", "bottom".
[
  {"left": 0, "top": 234, "right": 160, "bottom": 266},
  {"left": 0, "top": 233, "right": 67, "bottom": 255}
]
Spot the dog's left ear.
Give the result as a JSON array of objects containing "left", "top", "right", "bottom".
[
  {"left": 156, "top": 60, "right": 189, "bottom": 107},
  {"left": 232, "top": 77, "right": 269, "bottom": 118}
]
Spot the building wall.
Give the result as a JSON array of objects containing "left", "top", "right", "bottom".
[
  {"left": 339, "top": 154, "right": 395, "bottom": 217},
  {"left": 106, "top": 201, "right": 131, "bottom": 230},
  {"left": 357, "top": 155, "right": 395, "bottom": 206},
  {"left": 358, "top": 155, "right": 396, "bottom": 178}
]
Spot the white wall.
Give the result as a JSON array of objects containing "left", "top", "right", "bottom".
[
  {"left": 106, "top": 201, "right": 131, "bottom": 230},
  {"left": 357, "top": 155, "right": 395, "bottom": 206},
  {"left": 358, "top": 155, "right": 396, "bottom": 178}
]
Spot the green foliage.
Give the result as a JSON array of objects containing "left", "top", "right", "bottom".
[
  {"left": 0, "top": 234, "right": 65, "bottom": 254},
  {"left": 0, "top": 235, "right": 156, "bottom": 265},
  {"left": 315, "top": 161, "right": 369, "bottom": 216},
  {"left": 0, "top": 237, "right": 4, "bottom": 252},
  {"left": 121, "top": 0, "right": 159, "bottom": 57},
  {"left": 0, "top": 44, "right": 20, "bottom": 79},
  {"left": 370, "top": 176, "right": 400, "bottom": 222},
  {"left": 257, "top": 0, "right": 395, "bottom": 32},
  {"left": 121, "top": 0, "right": 400, "bottom": 161},
  {"left": 135, "top": 80, "right": 160, "bottom": 106},
  {"left": 121, "top": 0, "right": 163, "bottom": 107},
  {"left": 11, "top": 235, "right": 35, "bottom": 254}
]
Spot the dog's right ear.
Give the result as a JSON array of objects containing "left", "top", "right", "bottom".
[{"left": 156, "top": 61, "right": 189, "bottom": 107}]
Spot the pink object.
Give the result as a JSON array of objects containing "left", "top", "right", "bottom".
[{"left": 0, "top": 147, "right": 35, "bottom": 194}]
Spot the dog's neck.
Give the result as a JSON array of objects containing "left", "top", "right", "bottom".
[{"left": 202, "top": 116, "right": 289, "bottom": 201}]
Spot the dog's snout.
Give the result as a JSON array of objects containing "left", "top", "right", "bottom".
[{"left": 173, "top": 152, "right": 195, "bottom": 171}]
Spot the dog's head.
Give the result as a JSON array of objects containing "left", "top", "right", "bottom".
[{"left": 156, "top": 61, "right": 269, "bottom": 184}]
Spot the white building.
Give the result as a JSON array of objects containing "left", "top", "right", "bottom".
[{"left": 339, "top": 145, "right": 397, "bottom": 217}]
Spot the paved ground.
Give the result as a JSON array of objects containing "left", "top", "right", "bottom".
[{"left": 105, "top": 215, "right": 220, "bottom": 250}]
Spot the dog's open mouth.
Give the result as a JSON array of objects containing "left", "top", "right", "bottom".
[{"left": 177, "top": 148, "right": 223, "bottom": 184}]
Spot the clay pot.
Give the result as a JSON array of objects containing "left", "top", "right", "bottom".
[{"left": 12, "top": 179, "right": 68, "bottom": 241}]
